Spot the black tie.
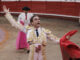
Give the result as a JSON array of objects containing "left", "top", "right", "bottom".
[{"left": 36, "top": 29, "right": 39, "bottom": 37}]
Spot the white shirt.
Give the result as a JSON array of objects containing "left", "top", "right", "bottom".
[{"left": 17, "top": 12, "right": 34, "bottom": 25}]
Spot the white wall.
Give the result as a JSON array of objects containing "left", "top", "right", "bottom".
[
  {"left": 46, "top": 0, "right": 79, "bottom": 2},
  {"left": 1, "top": 0, "right": 19, "bottom": 1},
  {"left": 1, "top": 0, "right": 31, "bottom": 1},
  {"left": 32, "top": 0, "right": 65, "bottom": 1},
  {"left": 31, "top": 0, "right": 45, "bottom": 1},
  {"left": 1, "top": 0, "right": 18, "bottom": 1},
  {"left": 76, "top": 0, "right": 80, "bottom": 2},
  {"left": 46, "top": 0, "right": 65, "bottom": 1},
  {"left": 20, "top": 0, "right": 32, "bottom": 1}
]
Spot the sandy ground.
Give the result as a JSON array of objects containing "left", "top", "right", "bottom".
[{"left": 0, "top": 16, "right": 80, "bottom": 60}]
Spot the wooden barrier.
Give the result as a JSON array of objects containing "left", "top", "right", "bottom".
[{"left": 0, "top": 1, "right": 80, "bottom": 17}]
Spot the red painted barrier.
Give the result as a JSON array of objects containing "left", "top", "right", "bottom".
[{"left": 0, "top": 1, "right": 80, "bottom": 17}]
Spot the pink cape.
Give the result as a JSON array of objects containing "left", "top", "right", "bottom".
[
  {"left": 16, "top": 21, "right": 29, "bottom": 50},
  {"left": 16, "top": 31, "right": 29, "bottom": 50}
]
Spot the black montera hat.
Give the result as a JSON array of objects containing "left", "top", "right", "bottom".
[{"left": 22, "top": 7, "right": 30, "bottom": 11}]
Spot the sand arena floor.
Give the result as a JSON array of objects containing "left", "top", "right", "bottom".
[{"left": 0, "top": 16, "right": 80, "bottom": 60}]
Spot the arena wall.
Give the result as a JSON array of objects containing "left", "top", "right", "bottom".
[{"left": 0, "top": 0, "right": 80, "bottom": 18}]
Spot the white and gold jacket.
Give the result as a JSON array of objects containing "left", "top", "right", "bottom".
[{"left": 26, "top": 27, "right": 60, "bottom": 46}]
